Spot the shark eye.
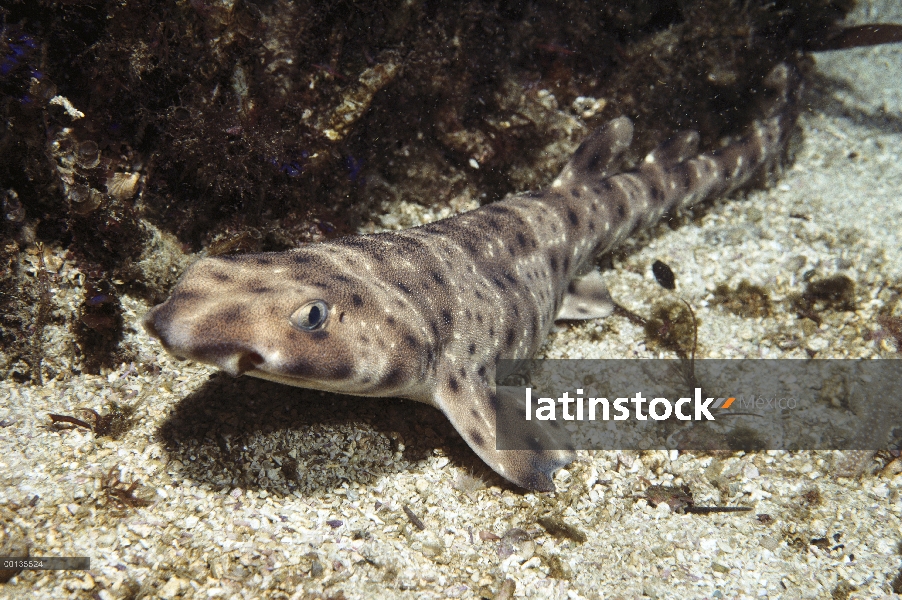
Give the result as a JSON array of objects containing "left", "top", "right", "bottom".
[{"left": 290, "top": 300, "right": 329, "bottom": 331}]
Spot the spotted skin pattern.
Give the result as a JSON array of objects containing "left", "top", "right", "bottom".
[{"left": 144, "top": 64, "right": 801, "bottom": 491}]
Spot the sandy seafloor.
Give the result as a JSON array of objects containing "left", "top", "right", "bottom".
[{"left": 2, "top": 2, "right": 902, "bottom": 599}]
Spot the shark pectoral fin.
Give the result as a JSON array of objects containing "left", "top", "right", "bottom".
[
  {"left": 554, "top": 117, "right": 634, "bottom": 187},
  {"left": 435, "top": 377, "right": 574, "bottom": 492},
  {"left": 557, "top": 269, "right": 615, "bottom": 320}
]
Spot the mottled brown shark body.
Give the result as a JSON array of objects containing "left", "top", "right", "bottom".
[{"left": 144, "top": 64, "right": 801, "bottom": 491}]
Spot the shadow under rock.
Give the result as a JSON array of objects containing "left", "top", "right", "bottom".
[{"left": 156, "top": 373, "right": 501, "bottom": 497}]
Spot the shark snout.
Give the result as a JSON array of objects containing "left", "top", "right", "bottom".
[
  {"left": 141, "top": 308, "right": 163, "bottom": 341},
  {"left": 142, "top": 304, "right": 266, "bottom": 375},
  {"left": 142, "top": 305, "right": 185, "bottom": 357}
]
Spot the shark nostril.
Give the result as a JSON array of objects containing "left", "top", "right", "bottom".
[{"left": 236, "top": 351, "right": 265, "bottom": 374}]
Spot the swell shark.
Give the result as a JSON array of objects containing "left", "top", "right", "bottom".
[{"left": 144, "top": 63, "right": 801, "bottom": 491}]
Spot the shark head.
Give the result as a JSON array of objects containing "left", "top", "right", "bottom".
[{"left": 143, "top": 246, "right": 430, "bottom": 398}]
